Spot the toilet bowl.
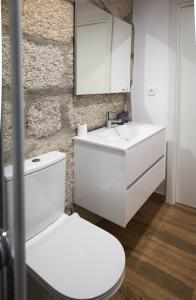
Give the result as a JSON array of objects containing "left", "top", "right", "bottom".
[
  {"left": 5, "top": 151, "right": 125, "bottom": 300},
  {"left": 26, "top": 214, "right": 125, "bottom": 300}
]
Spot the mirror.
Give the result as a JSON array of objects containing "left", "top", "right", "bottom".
[{"left": 75, "top": 0, "right": 132, "bottom": 95}]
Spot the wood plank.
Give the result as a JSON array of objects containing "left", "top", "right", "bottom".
[
  {"left": 77, "top": 193, "right": 196, "bottom": 300},
  {"left": 130, "top": 255, "right": 193, "bottom": 299},
  {"left": 113, "top": 266, "right": 184, "bottom": 300},
  {"left": 193, "top": 285, "right": 196, "bottom": 300}
]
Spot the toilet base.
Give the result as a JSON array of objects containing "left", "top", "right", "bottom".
[{"left": 27, "top": 267, "right": 125, "bottom": 300}]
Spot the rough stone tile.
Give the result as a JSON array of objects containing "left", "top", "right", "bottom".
[
  {"left": 23, "top": 0, "right": 73, "bottom": 42},
  {"left": 26, "top": 97, "right": 62, "bottom": 138},
  {"left": 2, "top": 34, "right": 11, "bottom": 88},
  {"left": 64, "top": 94, "right": 124, "bottom": 131},
  {"left": 2, "top": 0, "right": 74, "bottom": 42},
  {"left": 1, "top": 0, "right": 9, "bottom": 26},
  {"left": 94, "top": 0, "right": 134, "bottom": 20},
  {"left": 24, "top": 40, "right": 66, "bottom": 90},
  {"left": 2, "top": 101, "right": 13, "bottom": 160},
  {"left": 2, "top": 36, "right": 67, "bottom": 89},
  {"left": 65, "top": 47, "right": 74, "bottom": 88}
]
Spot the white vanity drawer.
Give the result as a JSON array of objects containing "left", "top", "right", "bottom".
[
  {"left": 125, "top": 130, "right": 165, "bottom": 187},
  {"left": 125, "top": 156, "right": 165, "bottom": 225}
]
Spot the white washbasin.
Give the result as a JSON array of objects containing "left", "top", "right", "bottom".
[{"left": 73, "top": 122, "right": 165, "bottom": 151}]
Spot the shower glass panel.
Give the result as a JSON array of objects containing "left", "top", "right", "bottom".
[{"left": 0, "top": 0, "right": 26, "bottom": 299}]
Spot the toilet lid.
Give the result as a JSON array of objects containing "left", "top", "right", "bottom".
[{"left": 26, "top": 213, "right": 125, "bottom": 300}]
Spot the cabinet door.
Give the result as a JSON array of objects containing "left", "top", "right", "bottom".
[
  {"left": 110, "top": 18, "right": 132, "bottom": 93},
  {"left": 126, "top": 130, "right": 165, "bottom": 187},
  {"left": 125, "top": 157, "right": 165, "bottom": 225},
  {"left": 76, "top": 19, "right": 112, "bottom": 95}
]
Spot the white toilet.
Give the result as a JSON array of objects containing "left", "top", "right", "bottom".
[{"left": 5, "top": 151, "right": 125, "bottom": 300}]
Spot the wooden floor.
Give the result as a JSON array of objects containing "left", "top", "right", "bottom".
[{"left": 77, "top": 194, "right": 196, "bottom": 300}]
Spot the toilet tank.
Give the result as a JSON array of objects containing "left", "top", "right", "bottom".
[{"left": 4, "top": 151, "right": 66, "bottom": 241}]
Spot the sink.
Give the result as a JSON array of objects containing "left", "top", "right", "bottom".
[
  {"left": 96, "top": 125, "right": 141, "bottom": 141},
  {"left": 73, "top": 122, "right": 165, "bottom": 151}
]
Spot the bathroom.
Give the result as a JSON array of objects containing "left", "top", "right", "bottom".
[{"left": 0, "top": 0, "right": 196, "bottom": 299}]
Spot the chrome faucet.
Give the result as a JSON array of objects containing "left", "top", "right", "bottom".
[{"left": 106, "top": 112, "right": 124, "bottom": 128}]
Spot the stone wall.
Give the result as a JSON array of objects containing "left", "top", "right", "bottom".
[{"left": 2, "top": 0, "right": 135, "bottom": 212}]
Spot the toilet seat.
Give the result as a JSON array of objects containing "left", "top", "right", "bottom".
[{"left": 26, "top": 213, "right": 125, "bottom": 300}]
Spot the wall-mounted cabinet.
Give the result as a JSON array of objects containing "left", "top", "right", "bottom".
[
  {"left": 75, "top": 0, "right": 132, "bottom": 95},
  {"left": 74, "top": 124, "right": 166, "bottom": 227}
]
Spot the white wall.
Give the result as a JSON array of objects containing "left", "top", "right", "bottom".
[{"left": 132, "top": 0, "right": 170, "bottom": 126}]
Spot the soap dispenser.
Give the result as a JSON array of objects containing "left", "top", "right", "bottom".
[
  {"left": 123, "top": 104, "right": 129, "bottom": 123},
  {"left": 117, "top": 105, "right": 129, "bottom": 123}
]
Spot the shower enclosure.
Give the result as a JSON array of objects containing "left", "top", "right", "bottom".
[{"left": 0, "top": 1, "right": 26, "bottom": 299}]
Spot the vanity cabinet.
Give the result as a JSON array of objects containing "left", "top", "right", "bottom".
[{"left": 74, "top": 127, "right": 166, "bottom": 227}]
